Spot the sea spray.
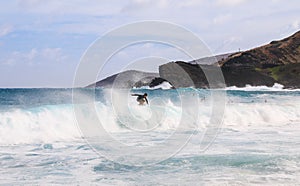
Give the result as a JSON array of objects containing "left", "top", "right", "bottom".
[{"left": 0, "top": 88, "right": 299, "bottom": 144}]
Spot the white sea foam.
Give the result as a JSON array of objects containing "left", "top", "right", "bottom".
[
  {"left": 0, "top": 92, "right": 299, "bottom": 145},
  {"left": 151, "top": 81, "right": 173, "bottom": 90},
  {"left": 134, "top": 81, "right": 173, "bottom": 90},
  {"left": 226, "top": 83, "right": 300, "bottom": 91},
  {"left": 0, "top": 106, "right": 81, "bottom": 145}
]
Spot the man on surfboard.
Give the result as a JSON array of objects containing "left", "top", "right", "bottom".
[{"left": 131, "top": 93, "right": 149, "bottom": 105}]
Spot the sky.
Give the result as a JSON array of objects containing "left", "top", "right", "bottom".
[{"left": 0, "top": 0, "right": 299, "bottom": 87}]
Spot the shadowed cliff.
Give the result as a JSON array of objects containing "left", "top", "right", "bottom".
[{"left": 159, "top": 30, "right": 300, "bottom": 88}]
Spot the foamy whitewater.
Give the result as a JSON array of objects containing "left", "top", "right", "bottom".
[{"left": 0, "top": 87, "right": 300, "bottom": 185}]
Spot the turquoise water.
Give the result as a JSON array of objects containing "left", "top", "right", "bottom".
[{"left": 0, "top": 88, "right": 299, "bottom": 185}]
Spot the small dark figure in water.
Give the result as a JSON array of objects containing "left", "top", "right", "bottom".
[{"left": 131, "top": 93, "right": 149, "bottom": 105}]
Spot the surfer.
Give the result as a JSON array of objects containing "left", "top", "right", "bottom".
[{"left": 131, "top": 93, "right": 149, "bottom": 105}]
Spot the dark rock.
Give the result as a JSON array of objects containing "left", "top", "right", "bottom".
[
  {"left": 159, "top": 30, "right": 300, "bottom": 88},
  {"left": 149, "top": 77, "right": 170, "bottom": 88},
  {"left": 159, "top": 62, "right": 275, "bottom": 88}
]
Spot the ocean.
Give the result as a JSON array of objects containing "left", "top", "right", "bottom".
[{"left": 0, "top": 86, "right": 300, "bottom": 185}]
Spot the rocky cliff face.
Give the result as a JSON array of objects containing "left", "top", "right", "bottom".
[
  {"left": 159, "top": 62, "right": 276, "bottom": 88},
  {"left": 159, "top": 30, "right": 300, "bottom": 88},
  {"left": 220, "top": 31, "right": 300, "bottom": 68},
  {"left": 89, "top": 31, "right": 300, "bottom": 89}
]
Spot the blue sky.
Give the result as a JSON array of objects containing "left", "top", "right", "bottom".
[{"left": 0, "top": 0, "right": 299, "bottom": 87}]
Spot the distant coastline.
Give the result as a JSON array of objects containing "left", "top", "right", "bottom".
[{"left": 88, "top": 30, "right": 300, "bottom": 89}]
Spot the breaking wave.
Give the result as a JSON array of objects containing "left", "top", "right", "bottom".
[{"left": 0, "top": 88, "right": 299, "bottom": 144}]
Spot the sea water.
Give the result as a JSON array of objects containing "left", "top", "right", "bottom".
[{"left": 0, "top": 87, "right": 300, "bottom": 185}]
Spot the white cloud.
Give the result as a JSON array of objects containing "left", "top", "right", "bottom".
[
  {"left": 17, "top": 0, "right": 124, "bottom": 16},
  {"left": 41, "top": 48, "right": 67, "bottom": 62},
  {"left": 97, "top": 41, "right": 190, "bottom": 79},
  {"left": 178, "top": 0, "right": 204, "bottom": 8},
  {"left": 0, "top": 24, "right": 13, "bottom": 37},
  {"left": 121, "top": 0, "right": 174, "bottom": 14},
  {"left": 214, "top": 36, "right": 242, "bottom": 53},
  {"left": 271, "top": 0, "right": 282, "bottom": 3},
  {"left": 215, "top": 0, "right": 247, "bottom": 7},
  {"left": 1, "top": 48, "right": 67, "bottom": 65},
  {"left": 292, "top": 20, "right": 300, "bottom": 29},
  {"left": 213, "top": 14, "right": 232, "bottom": 25}
]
